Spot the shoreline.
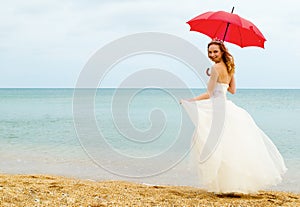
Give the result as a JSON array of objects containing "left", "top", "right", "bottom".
[{"left": 0, "top": 174, "right": 299, "bottom": 206}]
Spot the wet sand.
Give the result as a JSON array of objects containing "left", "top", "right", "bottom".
[{"left": 0, "top": 174, "right": 299, "bottom": 206}]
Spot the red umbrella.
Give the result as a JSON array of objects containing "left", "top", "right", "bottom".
[{"left": 187, "top": 7, "right": 266, "bottom": 48}]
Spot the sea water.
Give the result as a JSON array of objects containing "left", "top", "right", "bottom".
[{"left": 0, "top": 88, "right": 299, "bottom": 192}]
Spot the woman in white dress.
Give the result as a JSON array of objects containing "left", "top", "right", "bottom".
[{"left": 181, "top": 39, "right": 287, "bottom": 194}]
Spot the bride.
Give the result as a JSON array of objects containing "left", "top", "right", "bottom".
[{"left": 181, "top": 39, "right": 287, "bottom": 194}]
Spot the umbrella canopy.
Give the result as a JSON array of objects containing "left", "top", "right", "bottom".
[{"left": 187, "top": 10, "right": 266, "bottom": 48}]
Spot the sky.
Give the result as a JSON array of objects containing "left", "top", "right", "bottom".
[{"left": 0, "top": 0, "right": 299, "bottom": 88}]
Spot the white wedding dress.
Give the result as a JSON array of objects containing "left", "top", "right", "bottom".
[{"left": 181, "top": 83, "right": 287, "bottom": 194}]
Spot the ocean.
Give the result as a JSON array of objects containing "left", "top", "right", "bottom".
[{"left": 0, "top": 88, "right": 299, "bottom": 193}]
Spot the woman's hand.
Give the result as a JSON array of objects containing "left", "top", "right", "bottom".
[{"left": 180, "top": 99, "right": 193, "bottom": 104}]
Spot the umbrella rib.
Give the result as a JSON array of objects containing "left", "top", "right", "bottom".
[
  {"left": 214, "top": 22, "right": 225, "bottom": 39},
  {"left": 237, "top": 17, "right": 244, "bottom": 47},
  {"left": 238, "top": 27, "right": 243, "bottom": 47}
]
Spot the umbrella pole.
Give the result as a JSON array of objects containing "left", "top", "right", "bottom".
[{"left": 223, "top": 6, "right": 235, "bottom": 41}]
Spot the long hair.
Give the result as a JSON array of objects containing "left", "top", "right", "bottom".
[{"left": 207, "top": 39, "right": 235, "bottom": 75}]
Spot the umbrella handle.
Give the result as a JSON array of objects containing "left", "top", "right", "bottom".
[
  {"left": 206, "top": 68, "right": 211, "bottom": 76},
  {"left": 223, "top": 7, "right": 235, "bottom": 41}
]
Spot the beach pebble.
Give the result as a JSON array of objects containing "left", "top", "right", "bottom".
[
  {"left": 67, "top": 197, "right": 75, "bottom": 203},
  {"left": 34, "top": 198, "right": 40, "bottom": 203}
]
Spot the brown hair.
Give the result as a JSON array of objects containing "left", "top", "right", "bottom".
[{"left": 208, "top": 39, "right": 235, "bottom": 75}]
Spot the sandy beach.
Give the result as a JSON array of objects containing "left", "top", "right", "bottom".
[{"left": 0, "top": 174, "right": 299, "bottom": 206}]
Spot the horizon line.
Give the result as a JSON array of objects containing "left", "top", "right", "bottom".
[{"left": 0, "top": 87, "right": 299, "bottom": 90}]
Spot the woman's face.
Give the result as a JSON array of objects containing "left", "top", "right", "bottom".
[{"left": 208, "top": 44, "right": 223, "bottom": 63}]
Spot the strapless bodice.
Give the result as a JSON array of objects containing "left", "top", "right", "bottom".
[{"left": 212, "top": 83, "right": 229, "bottom": 98}]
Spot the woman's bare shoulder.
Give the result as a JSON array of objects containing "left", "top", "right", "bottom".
[{"left": 213, "top": 63, "right": 227, "bottom": 72}]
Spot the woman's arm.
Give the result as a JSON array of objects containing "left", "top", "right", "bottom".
[
  {"left": 185, "top": 66, "right": 218, "bottom": 102},
  {"left": 187, "top": 92, "right": 210, "bottom": 101},
  {"left": 207, "top": 66, "right": 218, "bottom": 96},
  {"left": 228, "top": 75, "right": 236, "bottom": 94}
]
